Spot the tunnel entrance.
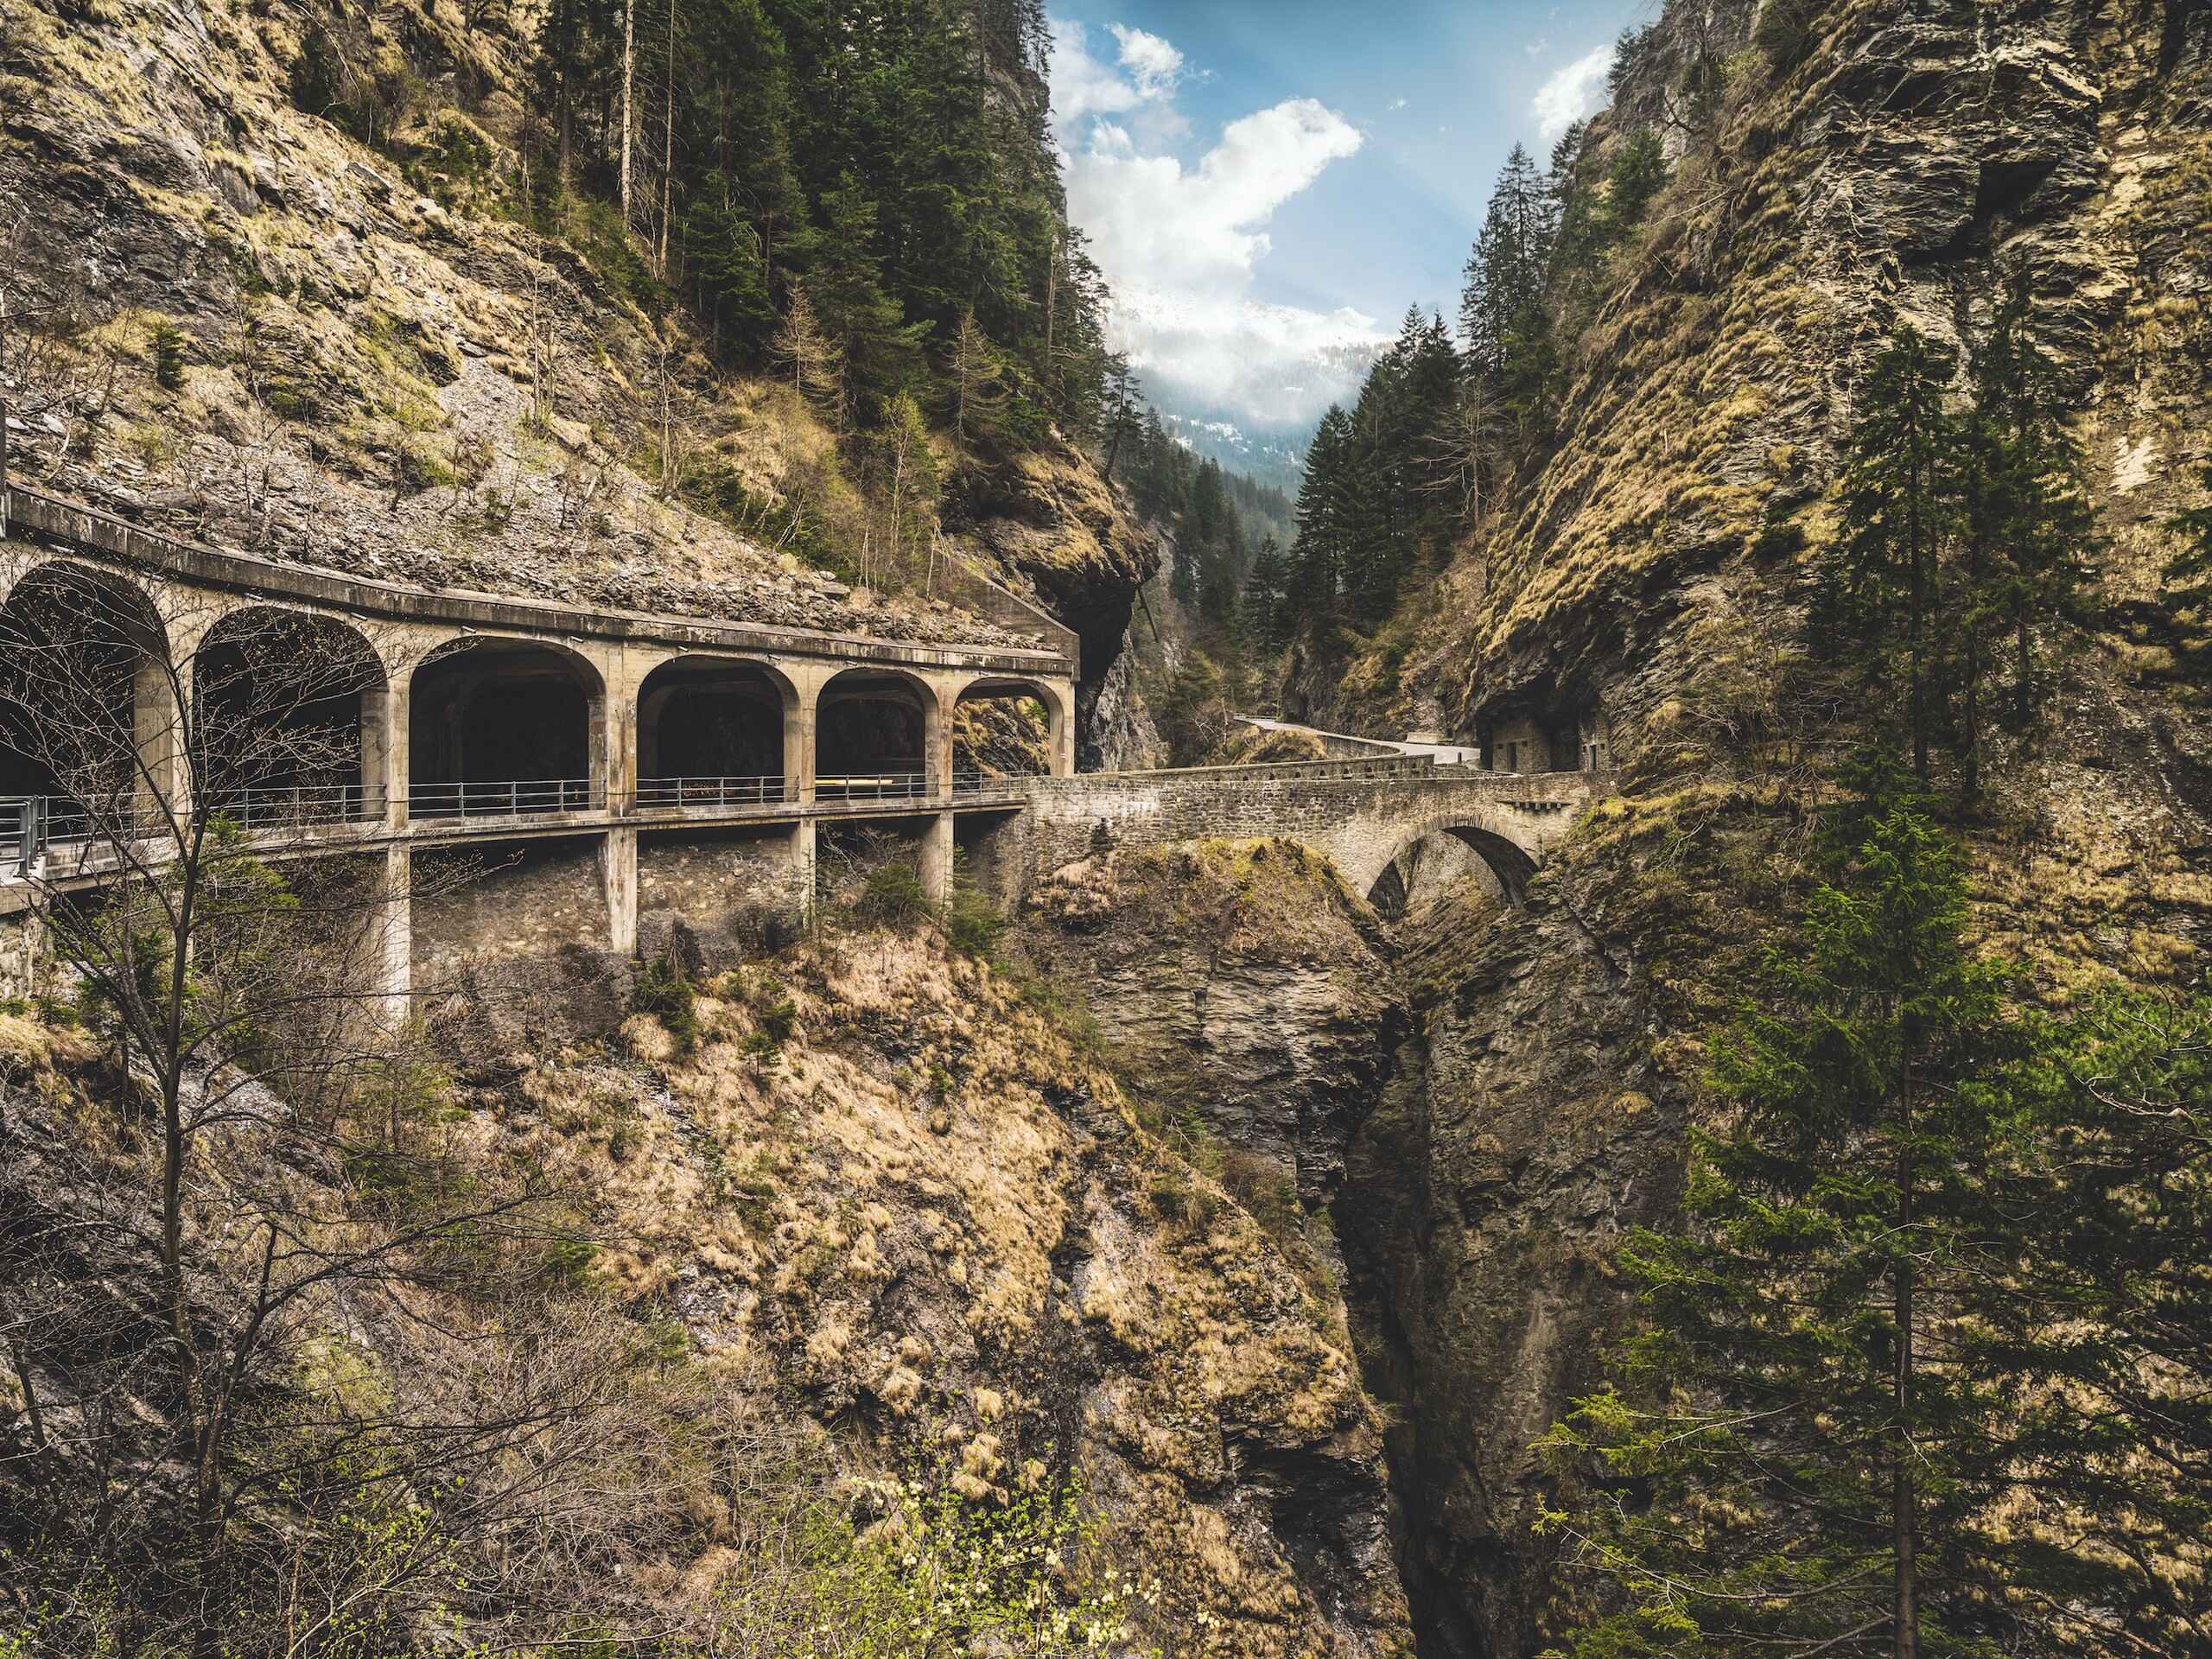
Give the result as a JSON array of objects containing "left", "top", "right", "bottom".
[
  {"left": 636, "top": 658, "right": 793, "bottom": 810},
  {"left": 410, "top": 639, "right": 603, "bottom": 818},
  {"left": 0, "top": 562, "right": 171, "bottom": 841},
  {"left": 194, "top": 607, "right": 386, "bottom": 828},
  {"left": 817, "top": 670, "right": 933, "bottom": 802}
]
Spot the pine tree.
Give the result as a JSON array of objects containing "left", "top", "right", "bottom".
[
  {"left": 1538, "top": 805, "right": 2019, "bottom": 1659},
  {"left": 1972, "top": 988, "right": 2212, "bottom": 1654},
  {"left": 682, "top": 175, "right": 775, "bottom": 351},
  {"left": 809, "top": 175, "right": 931, "bottom": 414},
  {"left": 946, "top": 308, "right": 1007, "bottom": 447},
  {"left": 1817, "top": 327, "right": 1961, "bottom": 787},
  {"left": 1098, "top": 354, "right": 1141, "bottom": 480},
  {"left": 1239, "top": 537, "right": 1288, "bottom": 652},
  {"left": 1971, "top": 276, "right": 2098, "bottom": 727},
  {"left": 1289, "top": 406, "right": 1354, "bottom": 613}
]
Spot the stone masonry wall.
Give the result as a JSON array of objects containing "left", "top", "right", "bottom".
[
  {"left": 971, "top": 760, "right": 1601, "bottom": 907},
  {"left": 639, "top": 827, "right": 808, "bottom": 969},
  {"left": 413, "top": 836, "right": 626, "bottom": 1052}
]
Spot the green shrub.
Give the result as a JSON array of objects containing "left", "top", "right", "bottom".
[
  {"left": 539, "top": 1234, "right": 601, "bottom": 1291},
  {"left": 150, "top": 321, "right": 188, "bottom": 391},
  {"left": 632, "top": 951, "right": 699, "bottom": 1052},
  {"left": 945, "top": 883, "right": 1006, "bottom": 961},
  {"left": 855, "top": 862, "right": 931, "bottom": 928}
]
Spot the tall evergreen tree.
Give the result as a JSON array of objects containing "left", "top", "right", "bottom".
[
  {"left": 1817, "top": 327, "right": 1961, "bottom": 787},
  {"left": 1539, "top": 805, "right": 2019, "bottom": 1659},
  {"left": 1974, "top": 990, "right": 2212, "bottom": 1655},
  {"left": 1969, "top": 277, "right": 2098, "bottom": 728}
]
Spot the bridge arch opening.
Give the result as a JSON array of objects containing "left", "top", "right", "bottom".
[
  {"left": 409, "top": 638, "right": 605, "bottom": 818},
  {"left": 817, "top": 668, "right": 937, "bottom": 802},
  {"left": 1367, "top": 825, "right": 1537, "bottom": 918},
  {"left": 951, "top": 677, "right": 1067, "bottom": 783},
  {"left": 636, "top": 656, "right": 798, "bottom": 809},
  {"left": 194, "top": 607, "right": 387, "bottom": 827},
  {"left": 0, "top": 561, "right": 174, "bottom": 826}
]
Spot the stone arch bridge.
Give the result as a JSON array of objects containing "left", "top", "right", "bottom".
[{"left": 0, "top": 486, "right": 1609, "bottom": 1001}]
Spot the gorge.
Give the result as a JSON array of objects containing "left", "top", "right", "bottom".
[{"left": 1, "top": 0, "right": 2208, "bottom": 1656}]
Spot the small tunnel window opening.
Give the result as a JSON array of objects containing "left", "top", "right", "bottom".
[
  {"left": 410, "top": 639, "right": 603, "bottom": 818},
  {"left": 636, "top": 658, "right": 795, "bottom": 810},
  {"left": 952, "top": 681, "right": 1058, "bottom": 788},
  {"left": 0, "top": 563, "right": 172, "bottom": 846},
  {"left": 194, "top": 609, "right": 386, "bottom": 829},
  {"left": 817, "top": 671, "right": 933, "bottom": 802}
]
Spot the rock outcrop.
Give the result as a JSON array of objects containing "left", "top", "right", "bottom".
[
  {"left": 0, "top": 0, "right": 1160, "bottom": 690},
  {"left": 532, "top": 929, "right": 1414, "bottom": 1656}
]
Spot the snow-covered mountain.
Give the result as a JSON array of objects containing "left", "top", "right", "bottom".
[{"left": 1153, "top": 407, "right": 1313, "bottom": 499}]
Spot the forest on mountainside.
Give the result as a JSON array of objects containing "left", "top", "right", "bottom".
[{"left": 283, "top": 0, "right": 1127, "bottom": 596}]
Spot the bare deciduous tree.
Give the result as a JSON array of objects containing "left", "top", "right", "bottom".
[{"left": 0, "top": 584, "right": 610, "bottom": 1655}]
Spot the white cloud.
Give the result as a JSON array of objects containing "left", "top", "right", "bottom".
[
  {"left": 1047, "top": 19, "right": 1385, "bottom": 425},
  {"left": 1109, "top": 24, "right": 1184, "bottom": 96},
  {"left": 1388, "top": 96, "right": 1410, "bottom": 111},
  {"left": 1532, "top": 42, "right": 1611, "bottom": 141}
]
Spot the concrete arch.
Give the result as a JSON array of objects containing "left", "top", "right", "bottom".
[
  {"left": 816, "top": 665, "right": 942, "bottom": 797},
  {"left": 409, "top": 634, "right": 609, "bottom": 817},
  {"left": 0, "top": 558, "right": 179, "bottom": 814},
  {"left": 947, "top": 674, "right": 1074, "bottom": 779},
  {"left": 635, "top": 654, "right": 801, "bottom": 806},
  {"left": 192, "top": 605, "right": 390, "bottom": 823},
  {"left": 1366, "top": 825, "right": 1538, "bottom": 912}
]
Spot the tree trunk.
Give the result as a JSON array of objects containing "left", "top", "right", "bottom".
[
  {"left": 619, "top": 0, "right": 636, "bottom": 223},
  {"left": 1907, "top": 450, "right": 1929, "bottom": 786},
  {"left": 1962, "top": 530, "right": 1984, "bottom": 802},
  {"left": 658, "top": 0, "right": 676, "bottom": 275},
  {"left": 1893, "top": 1064, "right": 1920, "bottom": 1659}
]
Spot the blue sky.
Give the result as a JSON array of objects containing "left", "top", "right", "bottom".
[{"left": 1047, "top": 0, "right": 1658, "bottom": 429}]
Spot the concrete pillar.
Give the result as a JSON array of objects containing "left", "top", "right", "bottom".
[
  {"left": 133, "top": 655, "right": 188, "bottom": 826},
  {"left": 365, "top": 678, "right": 409, "bottom": 828},
  {"left": 920, "top": 810, "right": 953, "bottom": 908},
  {"left": 1049, "top": 683, "right": 1077, "bottom": 777},
  {"left": 795, "top": 676, "right": 821, "bottom": 805},
  {"left": 790, "top": 817, "right": 817, "bottom": 927},
  {"left": 376, "top": 843, "right": 412, "bottom": 1019},
  {"left": 925, "top": 682, "right": 952, "bottom": 804},
  {"left": 602, "top": 826, "right": 639, "bottom": 957},
  {"left": 604, "top": 651, "right": 639, "bottom": 814}
]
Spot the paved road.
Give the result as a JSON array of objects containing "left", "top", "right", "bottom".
[{"left": 1236, "top": 715, "right": 1482, "bottom": 768}]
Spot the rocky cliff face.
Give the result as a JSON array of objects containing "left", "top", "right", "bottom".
[
  {"left": 1281, "top": 3, "right": 2212, "bottom": 1654},
  {"left": 505, "top": 927, "right": 1414, "bottom": 1656},
  {"left": 0, "top": 0, "right": 1160, "bottom": 720}
]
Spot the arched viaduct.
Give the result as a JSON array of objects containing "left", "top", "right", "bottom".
[{"left": 0, "top": 485, "right": 1610, "bottom": 1004}]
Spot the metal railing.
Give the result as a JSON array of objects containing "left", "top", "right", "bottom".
[
  {"left": 202, "top": 785, "right": 382, "bottom": 829},
  {"left": 950, "top": 771, "right": 1038, "bottom": 800},
  {"left": 632, "top": 775, "right": 791, "bottom": 812},
  {"left": 815, "top": 772, "right": 931, "bottom": 804},
  {"left": 407, "top": 779, "right": 600, "bottom": 820}
]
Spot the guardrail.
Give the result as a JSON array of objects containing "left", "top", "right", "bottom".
[
  {"left": 632, "top": 775, "right": 791, "bottom": 811},
  {"left": 815, "top": 772, "right": 931, "bottom": 804},
  {"left": 408, "top": 779, "right": 600, "bottom": 819},
  {"left": 204, "top": 785, "right": 382, "bottom": 828}
]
